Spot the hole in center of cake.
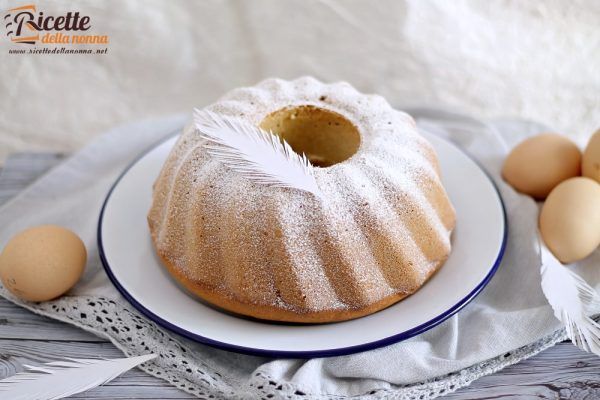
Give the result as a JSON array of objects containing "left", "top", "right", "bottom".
[{"left": 259, "top": 105, "right": 360, "bottom": 167}]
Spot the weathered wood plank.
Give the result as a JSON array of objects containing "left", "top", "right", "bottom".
[
  {"left": 0, "top": 152, "right": 65, "bottom": 205},
  {"left": 0, "top": 339, "right": 124, "bottom": 378},
  {"left": 0, "top": 339, "right": 195, "bottom": 399},
  {"left": 67, "top": 389, "right": 194, "bottom": 400},
  {"left": 447, "top": 342, "right": 600, "bottom": 399},
  {"left": 0, "top": 298, "right": 104, "bottom": 342}
]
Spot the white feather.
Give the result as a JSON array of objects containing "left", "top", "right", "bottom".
[
  {"left": 193, "top": 109, "right": 323, "bottom": 198},
  {"left": 539, "top": 236, "right": 600, "bottom": 354},
  {"left": 0, "top": 354, "right": 156, "bottom": 400}
]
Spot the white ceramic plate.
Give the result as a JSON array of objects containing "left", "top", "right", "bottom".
[{"left": 98, "top": 130, "right": 507, "bottom": 357}]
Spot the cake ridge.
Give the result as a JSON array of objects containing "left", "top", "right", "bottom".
[
  {"left": 275, "top": 193, "right": 341, "bottom": 311},
  {"left": 320, "top": 172, "right": 395, "bottom": 302},
  {"left": 367, "top": 161, "right": 452, "bottom": 261},
  {"left": 156, "top": 132, "right": 208, "bottom": 245},
  {"left": 336, "top": 163, "right": 430, "bottom": 291}
]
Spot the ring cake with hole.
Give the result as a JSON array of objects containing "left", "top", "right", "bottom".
[{"left": 147, "top": 77, "right": 456, "bottom": 323}]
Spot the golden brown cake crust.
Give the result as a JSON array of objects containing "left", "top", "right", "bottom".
[{"left": 153, "top": 240, "right": 447, "bottom": 323}]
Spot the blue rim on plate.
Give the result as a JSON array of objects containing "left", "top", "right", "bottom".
[{"left": 97, "top": 128, "right": 508, "bottom": 358}]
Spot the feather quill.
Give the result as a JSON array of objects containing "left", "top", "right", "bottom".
[
  {"left": 193, "top": 109, "right": 323, "bottom": 198},
  {"left": 539, "top": 236, "right": 600, "bottom": 354},
  {"left": 0, "top": 354, "right": 156, "bottom": 400}
]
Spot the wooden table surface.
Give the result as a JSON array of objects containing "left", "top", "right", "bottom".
[{"left": 1, "top": 153, "right": 599, "bottom": 399}]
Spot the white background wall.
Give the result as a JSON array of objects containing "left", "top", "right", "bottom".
[{"left": 1, "top": 0, "right": 599, "bottom": 162}]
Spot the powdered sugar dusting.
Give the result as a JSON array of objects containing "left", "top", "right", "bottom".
[
  {"left": 337, "top": 164, "right": 431, "bottom": 290},
  {"left": 147, "top": 77, "right": 456, "bottom": 319},
  {"left": 275, "top": 193, "right": 342, "bottom": 311}
]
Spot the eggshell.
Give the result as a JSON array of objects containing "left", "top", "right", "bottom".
[
  {"left": 539, "top": 177, "right": 600, "bottom": 264},
  {"left": 502, "top": 133, "right": 582, "bottom": 199},
  {"left": 0, "top": 225, "right": 86, "bottom": 302},
  {"left": 582, "top": 129, "right": 600, "bottom": 183}
]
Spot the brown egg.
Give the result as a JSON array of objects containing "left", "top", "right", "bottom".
[
  {"left": 502, "top": 133, "right": 582, "bottom": 199},
  {"left": 539, "top": 177, "right": 600, "bottom": 264},
  {"left": 0, "top": 225, "right": 86, "bottom": 302},
  {"left": 582, "top": 129, "right": 600, "bottom": 183}
]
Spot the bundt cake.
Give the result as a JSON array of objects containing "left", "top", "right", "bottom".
[{"left": 148, "top": 77, "right": 456, "bottom": 323}]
